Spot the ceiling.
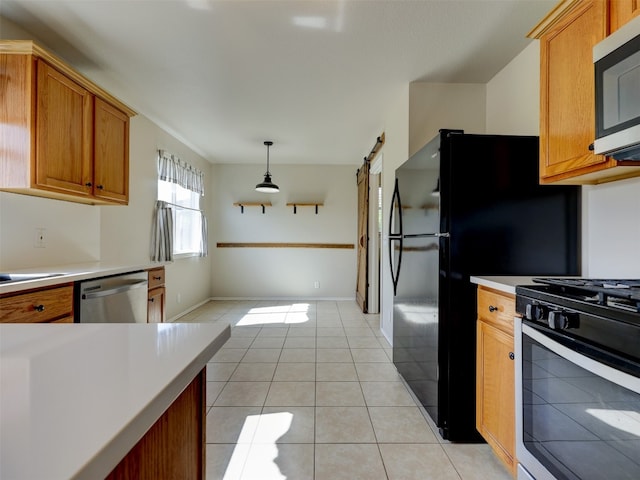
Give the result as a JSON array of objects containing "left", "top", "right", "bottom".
[{"left": 1, "top": 1, "right": 553, "bottom": 166}]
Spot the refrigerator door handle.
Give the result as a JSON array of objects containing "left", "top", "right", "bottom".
[
  {"left": 403, "top": 233, "right": 450, "bottom": 238},
  {"left": 389, "top": 237, "right": 402, "bottom": 296},
  {"left": 389, "top": 178, "right": 403, "bottom": 237},
  {"left": 388, "top": 178, "right": 404, "bottom": 296}
]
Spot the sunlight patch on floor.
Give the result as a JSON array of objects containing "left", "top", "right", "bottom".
[
  {"left": 224, "top": 412, "right": 294, "bottom": 480},
  {"left": 236, "top": 303, "right": 312, "bottom": 326},
  {"left": 284, "top": 313, "right": 310, "bottom": 324}
]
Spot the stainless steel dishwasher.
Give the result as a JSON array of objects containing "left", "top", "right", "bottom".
[{"left": 76, "top": 271, "right": 148, "bottom": 323}]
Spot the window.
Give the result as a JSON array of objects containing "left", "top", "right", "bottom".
[
  {"left": 157, "top": 179, "right": 203, "bottom": 256},
  {"left": 152, "top": 150, "right": 207, "bottom": 261}
]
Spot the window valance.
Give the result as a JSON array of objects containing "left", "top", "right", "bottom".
[{"left": 158, "top": 150, "right": 205, "bottom": 195}]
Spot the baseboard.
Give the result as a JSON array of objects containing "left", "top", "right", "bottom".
[
  {"left": 170, "top": 296, "right": 359, "bottom": 322},
  {"left": 209, "top": 296, "right": 357, "bottom": 302},
  {"left": 169, "top": 298, "right": 212, "bottom": 323}
]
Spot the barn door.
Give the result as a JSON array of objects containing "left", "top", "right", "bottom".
[{"left": 356, "top": 160, "right": 370, "bottom": 313}]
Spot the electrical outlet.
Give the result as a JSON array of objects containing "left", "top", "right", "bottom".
[
  {"left": 314, "top": 281, "right": 320, "bottom": 289},
  {"left": 34, "top": 228, "right": 46, "bottom": 248}
]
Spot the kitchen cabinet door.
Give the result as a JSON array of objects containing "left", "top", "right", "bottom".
[
  {"left": 147, "top": 267, "right": 166, "bottom": 323},
  {"left": 610, "top": 0, "right": 640, "bottom": 32},
  {"left": 539, "top": 0, "right": 610, "bottom": 183},
  {"left": 94, "top": 98, "right": 129, "bottom": 204},
  {"left": 36, "top": 59, "right": 94, "bottom": 198},
  {"left": 148, "top": 287, "right": 166, "bottom": 324},
  {"left": 476, "top": 319, "right": 516, "bottom": 476},
  {"left": 476, "top": 286, "right": 516, "bottom": 476}
]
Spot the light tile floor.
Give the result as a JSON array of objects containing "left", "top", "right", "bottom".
[{"left": 177, "top": 300, "right": 512, "bottom": 480}]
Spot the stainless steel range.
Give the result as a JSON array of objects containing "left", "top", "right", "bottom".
[{"left": 514, "top": 278, "right": 640, "bottom": 480}]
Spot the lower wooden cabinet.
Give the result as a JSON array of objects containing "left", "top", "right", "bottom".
[
  {"left": 476, "top": 286, "right": 517, "bottom": 476},
  {"left": 147, "top": 267, "right": 166, "bottom": 323},
  {"left": 0, "top": 284, "right": 74, "bottom": 323},
  {"left": 105, "top": 368, "right": 206, "bottom": 479}
]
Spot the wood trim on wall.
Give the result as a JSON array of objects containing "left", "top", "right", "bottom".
[
  {"left": 527, "top": 0, "right": 583, "bottom": 38},
  {"left": 216, "top": 242, "right": 355, "bottom": 249}
]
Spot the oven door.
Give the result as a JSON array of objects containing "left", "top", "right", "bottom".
[{"left": 515, "top": 320, "right": 640, "bottom": 480}]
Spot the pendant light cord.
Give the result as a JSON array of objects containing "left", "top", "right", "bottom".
[
  {"left": 266, "top": 143, "right": 270, "bottom": 175},
  {"left": 264, "top": 140, "right": 273, "bottom": 175}
]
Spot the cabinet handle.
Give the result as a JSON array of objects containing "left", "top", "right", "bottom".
[
  {"left": 153, "top": 276, "right": 162, "bottom": 280},
  {"left": 85, "top": 182, "right": 92, "bottom": 187},
  {"left": 588, "top": 143, "right": 594, "bottom": 151},
  {"left": 509, "top": 352, "right": 515, "bottom": 360},
  {"left": 34, "top": 304, "right": 45, "bottom": 312},
  {"left": 149, "top": 298, "right": 155, "bottom": 303},
  {"left": 96, "top": 185, "right": 104, "bottom": 190},
  {"left": 488, "top": 305, "right": 498, "bottom": 312}
]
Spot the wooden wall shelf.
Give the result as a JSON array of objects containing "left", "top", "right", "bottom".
[
  {"left": 286, "top": 203, "right": 324, "bottom": 214},
  {"left": 217, "top": 242, "right": 354, "bottom": 249},
  {"left": 233, "top": 202, "right": 272, "bottom": 214}
]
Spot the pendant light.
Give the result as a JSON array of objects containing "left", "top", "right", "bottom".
[{"left": 255, "top": 140, "right": 279, "bottom": 193}]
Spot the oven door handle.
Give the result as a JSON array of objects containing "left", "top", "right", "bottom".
[{"left": 522, "top": 323, "right": 640, "bottom": 394}]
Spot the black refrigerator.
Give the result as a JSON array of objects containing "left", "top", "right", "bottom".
[{"left": 389, "top": 129, "right": 580, "bottom": 442}]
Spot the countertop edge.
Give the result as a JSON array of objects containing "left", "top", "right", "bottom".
[
  {"left": 0, "top": 262, "right": 170, "bottom": 295},
  {"left": 470, "top": 276, "right": 541, "bottom": 295},
  {"left": 74, "top": 323, "right": 230, "bottom": 480}
]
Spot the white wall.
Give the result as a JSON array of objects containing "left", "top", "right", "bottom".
[
  {"left": 486, "top": 42, "right": 540, "bottom": 136},
  {"left": 0, "top": 193, "right": 100, "bottom": 269},
  {"left": 210, "top": 163, "right": 357, "bottom": 299},
  {"left": 583, "top": 176, "right": 640, "bottom": 277},
  {"left": 379, "top": 85, "right": 410, "bottom": 343},
  {"left": 485, "top": 40, "right": 640, "bottom": 277},
  {"left": 408, "top": 82, "right": 486, "bottom": 155}
]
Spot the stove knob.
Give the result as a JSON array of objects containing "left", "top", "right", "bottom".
[
  {"left": 548, "top": 310, "right": 577, "bottom": 330},
  {"left": 525, "top": 303, "right": 546, "bottom": 321}
]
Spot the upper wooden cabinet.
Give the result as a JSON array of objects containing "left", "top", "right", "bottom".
[
  {"left": 609, "top": 0, "right": 640, "bottom": 32},
  {"left": 530, "top": 0, "right": 640, "bottom": 184},
  {"left": 0, "top": 40, "right": 135, "bottom": 205},
  {"left": 94, "top": 97, "right": 130, "bottom": 203}
]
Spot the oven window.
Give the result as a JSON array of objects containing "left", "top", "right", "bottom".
[{"left": 522, "top": 335, "right": 640, "bottom": 480}]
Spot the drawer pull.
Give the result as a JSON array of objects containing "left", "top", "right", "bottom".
[
  {"left": 509, "top": 352, "right": 515, "bottom": 360},
  {"left": 34, "top": 304, "right": 45, "bottom": 312},
  {"left": 488, "top": 305, "right": 499, "bottom": 312},
  {"left": 153, "top": 276, "right": 162, "bottom": 280}
]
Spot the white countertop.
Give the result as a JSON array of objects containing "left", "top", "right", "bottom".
[
  {"left": 470, "top": 276, "right": 542, "bottom": 294},
  {"left": 0, "top": 322, "right": 230, "bottom": 479},
  {"left": 0, "top": 261, "right": 168, "bottom": 295}
]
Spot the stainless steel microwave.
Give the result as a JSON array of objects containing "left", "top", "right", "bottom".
[{"left": 594, "top": 15, "right": 640, "bottom": 160}]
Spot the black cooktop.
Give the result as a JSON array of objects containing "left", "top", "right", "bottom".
[
  {"left": 516, "top": 278, "right": 640, "bottom": 320},
  {"left": 516, "top": 278, "right": 640, "bottom": 363},
  {"left": 534, "top": 278, "right": 640, "bottom": 306}
]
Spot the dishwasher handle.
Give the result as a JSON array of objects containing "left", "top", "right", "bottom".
[{"left": 81, "top": 280, "right": 148, "bottom": 300}]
